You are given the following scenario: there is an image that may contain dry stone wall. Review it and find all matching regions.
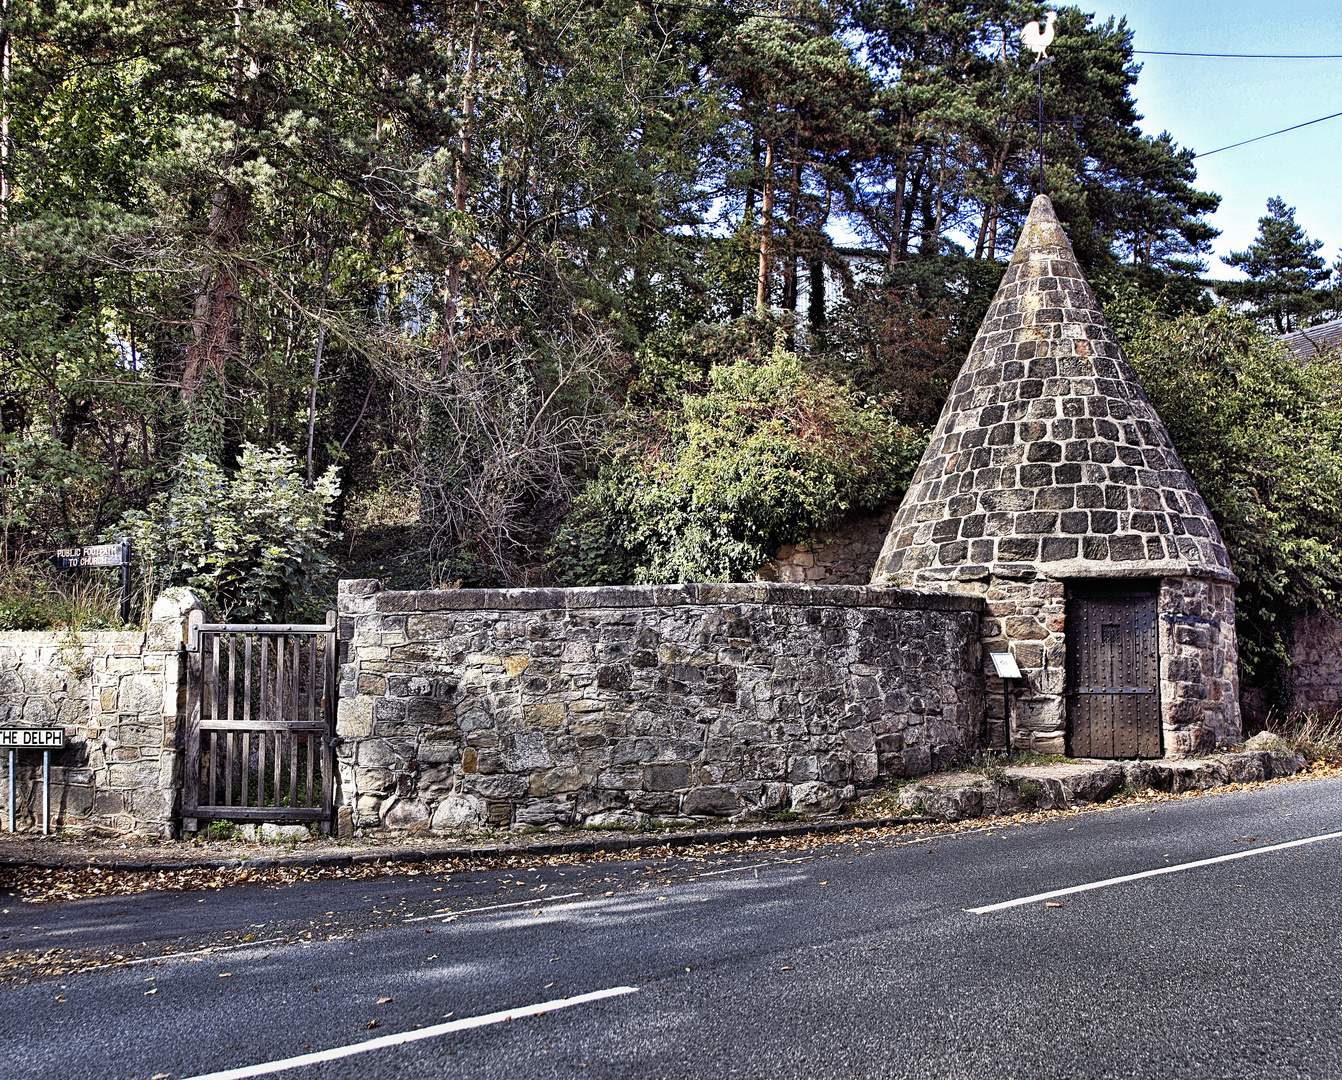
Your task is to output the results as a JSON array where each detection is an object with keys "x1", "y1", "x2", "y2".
[
  {"x1": 1287, "y1": 609, "x2": 1342, "y2": 719},
  {"x1": 758, "y1": 511, "x2": 893, "y2": 585},
  {"x1": 335, "y1": 580, "x2": 984, "y2": 833},
  {"x1": 0, "y1": 590, "x2": 200, "y2": 837},
  {"x1": 1243, "y1": 608, "x2": 1342, "y2": 722}
]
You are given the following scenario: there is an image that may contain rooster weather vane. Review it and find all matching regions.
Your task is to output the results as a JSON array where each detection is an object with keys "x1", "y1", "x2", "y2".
[{"x1": 1022, "y1": 11, "x2": 1057, "y2": 195}]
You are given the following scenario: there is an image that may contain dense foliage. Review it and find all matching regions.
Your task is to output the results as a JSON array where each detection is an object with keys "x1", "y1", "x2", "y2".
[
  {"x1": 553, "y1": 340, "x2": 923, "y2": 583},
  {"x1": 2, "y1": 0, "x2": 1329, "y2": 633},
  {"x1": 1123, "y1": 308, "x2": 1342, "y2": 688}
]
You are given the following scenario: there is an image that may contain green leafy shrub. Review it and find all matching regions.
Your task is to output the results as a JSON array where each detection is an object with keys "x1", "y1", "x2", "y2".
[
  {"x1": 119, "y1": 445, "x2": 340, "y2": 621},
  {"x1": 553, "y1": 342, "x2": 925, "y2": 584},
  {"x1": 1122, "y1": 306, "x2": 1342, "y2": 688},
  {"x1": 0, "y1": 591, "x2": 51, "y2": 631}
]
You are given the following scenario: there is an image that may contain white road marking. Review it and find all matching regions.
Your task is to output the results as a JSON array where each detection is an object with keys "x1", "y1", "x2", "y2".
[
  {"x1": 74, "y1": 937, "x2": 291, "y2": 972},
  {"x1": 176, "y1": 985, "x2": 639, "y2": 1080},
  {"x1": 698, "y1": 857, "x2": 812, "y2": 878},
  {"x1": 968, "y1": 829, "x2": 1342, "y2": 914},
  {"x1": 403, "y1": 891, "x2": 585, "y2": 923}
]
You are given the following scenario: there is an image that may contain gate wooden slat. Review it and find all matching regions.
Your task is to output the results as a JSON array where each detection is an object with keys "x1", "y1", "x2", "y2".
[
  {"x1": 224, "y1": 730, "x2": 233, "y2": 807},
  {"x1": 227, "y1": 635, "x2": 236, "y2": 725},
  {"x1": 243, "y1": 636, "x2": 253, "y2": 725},
  {"x1": 240, "y1": 731, "x2": 251, "y2": 806},
  {"x1": 257, "y1": 716, "x2": 266, "y2": 809},
  {"x1": 260, "y1": 636, "x2": 270, "y2": 725},
  {"x1": 289, "y1": 638, "x2": 299, "y2": 808}
]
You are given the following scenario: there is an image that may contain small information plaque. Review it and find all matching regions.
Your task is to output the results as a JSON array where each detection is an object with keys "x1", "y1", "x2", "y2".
[
  {"x1": 989, "y1": 652, "x2": 1022, "y2": 680},
  {"x1": 0, "y1": 728, "x2": 67, "y2": 749}
]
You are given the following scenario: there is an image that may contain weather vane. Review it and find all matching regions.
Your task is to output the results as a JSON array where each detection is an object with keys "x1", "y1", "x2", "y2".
[{"x1": 1022, "y1": 11, "x2": 1057, "y2": 196}]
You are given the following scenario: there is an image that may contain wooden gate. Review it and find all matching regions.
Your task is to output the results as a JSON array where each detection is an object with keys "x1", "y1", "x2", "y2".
[
  {"x1": 1066, "y1": 585, "x2": 1161, "y2": 759},
  {"x1": 183, "y1": 613, "x2": 337, "y2": 830}
]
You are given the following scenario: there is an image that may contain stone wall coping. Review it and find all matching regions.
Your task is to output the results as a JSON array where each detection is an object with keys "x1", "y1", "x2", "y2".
[
  {"x1": 351, "y1": 581, "x2": 986, "y2": 614},
  {"x1": 0, "y1": 630, "x2": 148, "y2": 645}
]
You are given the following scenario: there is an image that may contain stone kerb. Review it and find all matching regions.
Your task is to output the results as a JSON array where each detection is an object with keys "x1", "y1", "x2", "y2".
[
  {"x1": 0, "y1": 588, "x2": 202, "y2": 838},
  {"x1": 335, "y1": 579, "x2": 984, "y2": 834}
]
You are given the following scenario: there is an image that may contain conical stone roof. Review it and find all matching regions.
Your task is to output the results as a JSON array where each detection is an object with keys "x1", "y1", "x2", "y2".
[{"x1": 872, "y1": 195, "x2": 1233, "y2": 586}]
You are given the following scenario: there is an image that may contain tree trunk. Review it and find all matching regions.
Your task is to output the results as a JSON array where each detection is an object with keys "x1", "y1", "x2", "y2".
[
  {"x1": 975, "y1": 140, "x2": 1012, "y2": 260},
  {"x1": 899, "y1": 159, "x2": 924, "y2": 259},
  {"x1": 887, "y1": 109, "x2": 908, "y2": 271},
  {"x1": 782, "y1": 135, "x2": 800, "y2": 312},
  {"x1": 442, "y1": 0, "x2": 483, "y2": 375},
  {"x1": 306, "y1": 239, "x2": 334, "y2": 483},
  {"x1": 756, "y1": 137, "x2": 774, "y2": 312},
  {"x1": 181, "y1": 0, "x2": 253, "y2": 435},
  {"x1": 888, "y1": 154, "x2": 907, "y2": 270},
  {"x1": 0, "y1": 0, "x2": 10, "y2": 228},
  {"x1": 807, "y1": 258, "x2": 826, "y2": 330},
  {"x1": 932, "y1": 132, "x2": 945, "y2": 253},
  {"x1": 182, "y1": 181, "x2": 248, "y2": 403}
]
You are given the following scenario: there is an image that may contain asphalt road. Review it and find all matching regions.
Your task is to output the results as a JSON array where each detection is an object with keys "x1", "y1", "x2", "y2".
[{"x1": 2, "y1": 777, "x2": 1340, "y2": 1080}]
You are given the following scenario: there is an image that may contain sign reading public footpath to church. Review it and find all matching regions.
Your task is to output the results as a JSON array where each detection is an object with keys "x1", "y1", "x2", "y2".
[
  {"x1": 55, "y1": 542, "x2": 130, "y2": 568},
  {"x1": 0, "y1": 728, "x2": 67, "y2": 749}
]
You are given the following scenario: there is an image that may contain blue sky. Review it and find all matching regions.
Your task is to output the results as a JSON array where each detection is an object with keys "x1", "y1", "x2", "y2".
[{"x1": 1080, "y1": 0, "x2": 1342, "y2": 279}]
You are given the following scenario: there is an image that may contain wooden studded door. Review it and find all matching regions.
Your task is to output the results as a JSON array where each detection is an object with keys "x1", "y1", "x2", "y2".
[{"x1": 1066, "y1": 585, "x2": 1161, "y2": 759}]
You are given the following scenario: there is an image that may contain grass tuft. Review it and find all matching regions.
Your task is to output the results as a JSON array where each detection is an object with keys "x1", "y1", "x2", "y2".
[{"x1": 1267, "y1": 710, "x2": 1342, "y2": 764}]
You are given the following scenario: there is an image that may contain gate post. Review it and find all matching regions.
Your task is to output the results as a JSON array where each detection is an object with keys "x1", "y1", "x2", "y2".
[{"x1": 145, "y1": 589, "x2": 207, "y2": 838}]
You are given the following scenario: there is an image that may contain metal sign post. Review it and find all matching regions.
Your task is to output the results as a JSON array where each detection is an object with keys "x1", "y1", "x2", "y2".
[
  {"x1": 989, "y1": 652, "x2": 1023, "y2": 757},
  {"x1": 0, "y1": 728, "x2": 67, "y2": 834},
  {"x1": 55, "y1": 539, "x2": 132, "y2": 624}
]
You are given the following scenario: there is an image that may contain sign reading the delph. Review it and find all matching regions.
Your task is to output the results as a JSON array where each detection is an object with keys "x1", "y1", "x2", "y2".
[
  {"x1": 0, "y1": 728, "x2": 67, "y2": 749},
  {"x1": 55, "y1": 543, "x2": 129, "y2": 568}
]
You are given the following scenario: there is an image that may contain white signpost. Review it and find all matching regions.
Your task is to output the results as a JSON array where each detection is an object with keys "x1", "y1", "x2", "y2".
[
  {"x1": 54, "y1": 539, "x2": 132, "y2": 623},
  {"x1": 2, "y1": 728, "x2": 66, "y2": 835},
  {"x1": 988, "y1": 653, "x2": 1022, "y2": 757}
]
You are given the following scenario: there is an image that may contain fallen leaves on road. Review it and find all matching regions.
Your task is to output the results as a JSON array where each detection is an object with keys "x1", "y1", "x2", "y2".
[{"x1": 1, "y1": 760, "x2": 1336, "y2": 918}]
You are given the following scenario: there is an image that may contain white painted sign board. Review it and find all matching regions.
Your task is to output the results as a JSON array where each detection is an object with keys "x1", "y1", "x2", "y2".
[
  {"x1": 55, "y1": 542, "x2": 129, "y2": 568},
  {"x1": 989, "y1": 652, "x2": 1022, "y2": 679},
  {"x1": 0, "y1": 728, "x2": 66, "y2": 749}
]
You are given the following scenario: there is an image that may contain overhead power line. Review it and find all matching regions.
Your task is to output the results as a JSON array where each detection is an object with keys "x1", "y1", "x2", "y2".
[
  {"x1": 1193, "y1": 109, "x2": 1342, "y2": 159},
  {"x1": 1134, "y1": 50, "x2": 1342, "y2": 58}
]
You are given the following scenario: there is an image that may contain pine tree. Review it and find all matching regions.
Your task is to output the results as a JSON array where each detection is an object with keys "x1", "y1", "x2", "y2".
[{"x1": 1221, "y1": 197, "x2": 1330, "y2": 334}]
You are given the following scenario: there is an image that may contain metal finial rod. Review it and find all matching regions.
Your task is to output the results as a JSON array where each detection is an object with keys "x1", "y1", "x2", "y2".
[{"x1": 1031, "y1": 56, "x2": 1055, "y2": 196}]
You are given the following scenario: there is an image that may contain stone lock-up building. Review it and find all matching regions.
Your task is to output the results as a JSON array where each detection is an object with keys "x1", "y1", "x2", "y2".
[{"x1": 872, "y1": 195, "x2": 1242, "y2": 759}]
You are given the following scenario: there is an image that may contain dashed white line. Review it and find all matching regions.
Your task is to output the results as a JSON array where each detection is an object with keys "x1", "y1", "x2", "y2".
[
  {"x1": 81, "y1": 937, "x2": 291, "y2": 971},
  {"x1": 175, "y1": 985, "x2": 640, "y2": 1080},
  {"x1": 403, "y1": 891, "x2": 585, "y2": 923},
  {"x1": 968, "y1": 830, "x2": 1342, "y2": 914},
  {"x1": 697, "y1": 856, "x2": 813, "y2": 877}
]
